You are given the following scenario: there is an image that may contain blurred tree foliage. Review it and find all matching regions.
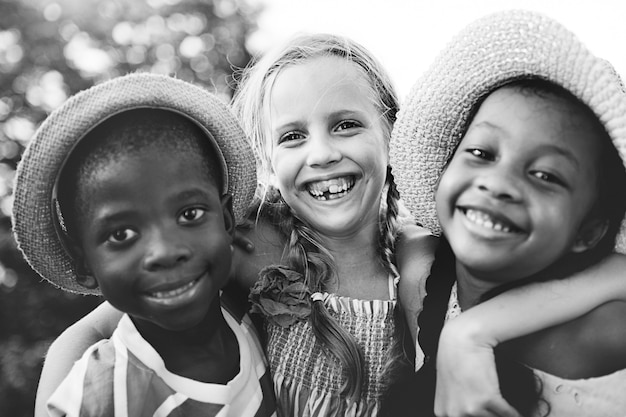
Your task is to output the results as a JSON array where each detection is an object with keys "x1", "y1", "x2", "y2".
[{"x1": 0, "y1": 0, "x2": 258, "y2": 414}]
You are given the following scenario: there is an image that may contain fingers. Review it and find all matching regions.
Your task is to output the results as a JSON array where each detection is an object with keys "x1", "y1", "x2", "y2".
[
  {"x1": 232, "y1": 233, "x2": 255, "y2": 253},
  {"x1": 435, "y1": 398, "x2": 523, "y2": 417}
]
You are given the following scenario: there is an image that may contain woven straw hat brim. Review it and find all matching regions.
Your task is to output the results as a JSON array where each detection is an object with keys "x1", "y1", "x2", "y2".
[
  {"x1": 390, "y1": 9, "x2": 626, "y2": 253},
  {"x1": 13, "y1": 73, "x2": 257, "y2": 295}
]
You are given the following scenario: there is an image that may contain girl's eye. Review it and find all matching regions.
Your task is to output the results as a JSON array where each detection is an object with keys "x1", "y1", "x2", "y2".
[
  {"x1": 278, "y1": 131, "x2": 305, "y2": 144},
  {"x1": 179, "y1": 207, "x2": 206, "y2": 224},
  {"x1": 107, "y1": 228, "x2": 137, "y2": 244},
  {"x1": 335, "y1": 120, "x2": 361, "y2": 131},
  {"x1": 466, "y1": 148, "x2": 494, "y2": 161},
  {"x1": 531, "y1": 170, "x2": 564, "y2": 186}
]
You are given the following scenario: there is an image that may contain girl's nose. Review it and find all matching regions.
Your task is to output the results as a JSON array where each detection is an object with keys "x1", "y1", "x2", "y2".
[
  {"x1": 143, "y1": 229, "x2": 191, "y2": 271},
  {"x1": 306, "y1": 132, "x2": 342, "y2": 167},
  {"x1": 476, "y1": 169, "x2": 522, "y2": 202}
]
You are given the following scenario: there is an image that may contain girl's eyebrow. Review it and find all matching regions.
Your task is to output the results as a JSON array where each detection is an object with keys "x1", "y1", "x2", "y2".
[
  {"x1": 274, "y1": 109, "x2": 366, "y2": 128},
  {"x1": 273, "y1": 120, "x2": 305, "y2": 132},
  {"x1": 537, "y1": 144, "x2": 580, "y2": 169},
  {"x1": 470, "y1": 121, "x2": 581, "y2": 168},
  {"x1": 468, "y1": 120, "x2": 505, "y2": 134}
]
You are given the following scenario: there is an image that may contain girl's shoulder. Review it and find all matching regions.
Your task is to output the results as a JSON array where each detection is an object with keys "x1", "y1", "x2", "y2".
[
  {"x1": 511, "y1": 299, "x2": 626, "y2": 379},
  {"x1": 576, "y1": 299, "x2": 626, "y2": 372}
]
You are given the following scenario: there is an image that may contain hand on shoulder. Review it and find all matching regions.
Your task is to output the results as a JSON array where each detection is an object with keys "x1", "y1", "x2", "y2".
[
  {"x1": 230, "y1": 218, "x2": 286, "y2": 291},
  {"x1": 396, "y1": 224, "x2": 437, "y2": 341}
]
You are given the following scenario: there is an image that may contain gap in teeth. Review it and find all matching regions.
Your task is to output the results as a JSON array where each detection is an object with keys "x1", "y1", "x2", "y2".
[
  {"x1": 308, "y1": 177, "x2": 354, "y2": 199},
  {"x1": 465, "y1": 209, "x2": 511, "y2": 233}
]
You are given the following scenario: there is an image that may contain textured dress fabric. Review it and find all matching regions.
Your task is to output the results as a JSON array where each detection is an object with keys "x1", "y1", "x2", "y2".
[
  {"x1": 443, "y1": 283, "x2": 626, "y2": 417},
  {"x1": 265, "y1": 281, "x2": 397, "y2": 417},
  {"x1": 47, "y1": 306, "x2": 276, "y2": 417}
]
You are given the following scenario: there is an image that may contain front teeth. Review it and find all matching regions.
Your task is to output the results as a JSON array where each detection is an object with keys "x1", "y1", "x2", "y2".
[
  {"x1": 308, "y1": 177, "x2": 354, "y2": 200},
  {"x1": 148, "y1": 279, "x2": 196, "y2": 299},
  {"x1": 465, "y1": 209, "x2": 512, "y2": 233}
]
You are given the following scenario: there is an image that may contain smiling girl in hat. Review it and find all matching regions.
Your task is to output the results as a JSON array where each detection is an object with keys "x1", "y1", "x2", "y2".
[
  {"x1": 13, "y1": 73, "x2": 276, "y2": 417},
  {"x1": 386, "y1": 10, "x2": 626, "y2": 417}
]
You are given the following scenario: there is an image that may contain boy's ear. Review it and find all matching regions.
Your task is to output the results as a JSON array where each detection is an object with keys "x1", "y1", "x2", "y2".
[
  {"x1": 75, "y1": 260, "x2": 98, "y2": 290},
  {"x1": 220, "y1": 193, "x2": 235, "y2": 237},
  {"x1": 67, "y1": 239, "x2": 99, "y2": 290},
  {"x1": 571, "y1": 218, "x2": 609, "y2": 253}
]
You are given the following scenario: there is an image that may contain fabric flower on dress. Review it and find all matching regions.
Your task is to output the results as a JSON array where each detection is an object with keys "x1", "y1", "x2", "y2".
[{"x1": 249, "y1": 265, "x2": 312, "y2": 327}]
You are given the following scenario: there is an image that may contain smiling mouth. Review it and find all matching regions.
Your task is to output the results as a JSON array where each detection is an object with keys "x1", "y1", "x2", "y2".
[
  {"x1": 462, "y1": 208, "x2": 523, "y2": 234},
  {"x1": 306, "y1": 176, "x2": 355, "y2": 201},
  {"x1": 145, "y1": 277, "x2": 200, "y2": 300}
]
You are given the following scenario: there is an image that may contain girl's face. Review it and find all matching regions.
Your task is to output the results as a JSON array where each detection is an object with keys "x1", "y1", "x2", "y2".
[
  {"x1": 76, "y1": 148, "x2": 234, "y2": 331},
  {"x1": 267, "y1": 56, "x2": 389, "y2": 239},
  {"x1": 436, "y1": 86, "x2": 604, "y2": 284}
]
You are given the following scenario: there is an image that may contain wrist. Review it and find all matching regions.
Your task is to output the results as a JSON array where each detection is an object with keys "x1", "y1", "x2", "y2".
[{"x1": 440, "y1": 315, "x2": 499, "y2": 349}]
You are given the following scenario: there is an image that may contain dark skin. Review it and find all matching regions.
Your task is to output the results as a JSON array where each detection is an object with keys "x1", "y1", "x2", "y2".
[
  {"x1": 501, "y1": 299, "x2": 626, "y2": 379},
  {"x1": 134, "y1": 297, "x2": 239, "y2": 383},
  {"x1": 68, "y1": 144, "x2": 246, "y2": 385}
]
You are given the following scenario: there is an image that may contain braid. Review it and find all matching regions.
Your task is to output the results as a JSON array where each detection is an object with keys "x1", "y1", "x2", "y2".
[
  {"x1": 412, "y1": 237, "x2": 458, "y2": 416},
  {"x1": 376, "y1": 165, "x2": 416, "y2": 391},
  {"x1": 378, "y1": 166, "x2": 401, "y2": 278},
  {"x1": 416, "y1": 238, "x2": 457, "y2": 369},
  {"x1": 379, "y1": 238, "x2": 456, "y2": 416},
  {"x1": 259, "y1": 186, "x2": 365, "y2": 401}
]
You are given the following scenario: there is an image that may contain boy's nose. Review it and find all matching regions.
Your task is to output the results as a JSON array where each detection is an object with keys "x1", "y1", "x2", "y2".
[
  {"x1": 306, "y1": 132, "x2": 342, "y2": 167},
  {"x1": 143, "y1": 230, "x2": 191, "y2": 271}
]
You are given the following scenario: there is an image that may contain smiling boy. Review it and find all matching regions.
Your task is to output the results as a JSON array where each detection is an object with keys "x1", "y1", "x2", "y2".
[{"x1": 13, "y1": 73, "x2": 276, "y2": 417}]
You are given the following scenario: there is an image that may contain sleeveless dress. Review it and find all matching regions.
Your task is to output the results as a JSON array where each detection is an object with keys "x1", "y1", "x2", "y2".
[
  {"x1": 442, "y1": 283, "x2": 626, "y2": 417},
  {"x1": 264, "y1": 275, "x2": 398, "y2": 417}
]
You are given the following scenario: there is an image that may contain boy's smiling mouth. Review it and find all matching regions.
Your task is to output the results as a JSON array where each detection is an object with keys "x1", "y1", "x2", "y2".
[
  {"x1": 460, "y1": 207, "x2": 524, "y2": 234},
  {"x1": 306, "y1": 176, "x2": 355, "y2": 200},
  {"x1": 143, "y1": 275, "x2": 203, "y2": 305}
]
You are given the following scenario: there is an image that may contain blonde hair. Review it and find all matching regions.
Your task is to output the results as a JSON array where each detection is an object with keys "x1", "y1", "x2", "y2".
[{"x1": 232, "y1": 33, "x2": 404, "y2": 401}]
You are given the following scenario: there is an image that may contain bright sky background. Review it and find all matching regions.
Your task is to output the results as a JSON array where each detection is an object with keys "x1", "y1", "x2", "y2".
[{"x1": 247, "y1": 0, "x2": 626, "y2": 101}]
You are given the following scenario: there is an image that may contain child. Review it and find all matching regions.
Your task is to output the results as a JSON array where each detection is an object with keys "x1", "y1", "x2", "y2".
[
  {"x1": 386, "y1": 10, "x2": 626, "y2": 416},
  {"x1": 231, "y1": 33, "x2": 420, "y2": 416},
  {"x1": 32, "y1": 31, "x2": 626, "y2": 417},
  {"x1": 12, "y1": 73, "x2": 276, "y2": 417}
]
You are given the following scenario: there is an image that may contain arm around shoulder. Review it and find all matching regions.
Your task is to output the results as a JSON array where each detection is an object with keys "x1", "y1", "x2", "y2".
[
  {"x1": 230, "y1": 219, "x2": 285, "y2": 292},
  {"x1": 395, "y1": 224, "x2": 437, "y2": 342},
  {"x1": 450, "y1": 252, "x2": 626, "y2": 347},
  {"x1": 34, "y1": 301, "x2": 123, "y2": 417}
]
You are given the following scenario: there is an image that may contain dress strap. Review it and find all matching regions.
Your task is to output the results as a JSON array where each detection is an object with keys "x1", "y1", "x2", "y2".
[{"x1": 388, "y1": 274, "x2": 398, "y2": 301}]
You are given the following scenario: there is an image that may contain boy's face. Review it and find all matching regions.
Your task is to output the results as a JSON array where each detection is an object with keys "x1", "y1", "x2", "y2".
[
  {"x1": 76, "y1": 147, "x2": 234, "y2": 331},
  {"x1": 435, "y1": 86, "x2": 603, "y2": 283}
]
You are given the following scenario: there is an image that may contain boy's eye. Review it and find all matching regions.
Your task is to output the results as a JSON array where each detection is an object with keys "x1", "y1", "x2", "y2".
[
  {"x1": 107, "y1": 228, "x2": 137, "y2": 244},
  {"x1": 179, "y1": 207, "x2": 206, "y2": 223},
  {"x1": 335, "y1": 120, "x2": 361, "y2": 131}
]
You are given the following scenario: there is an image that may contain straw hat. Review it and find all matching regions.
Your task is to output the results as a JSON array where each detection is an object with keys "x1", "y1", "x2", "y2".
[
  {"x1": 390, "y1": 9, "x2": 626, "y2": 253},
  {"x1": 13, "y1": 72, "x2": 257, "y2": 294}
]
